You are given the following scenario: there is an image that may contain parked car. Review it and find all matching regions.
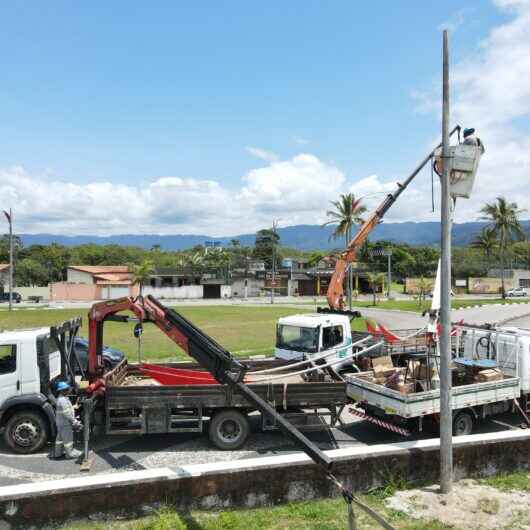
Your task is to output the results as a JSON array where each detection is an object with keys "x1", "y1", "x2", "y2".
[
  {"x1": 0, "y1": 292, "x2": 21, "y2": 303},
  {"x1": 507, "y1": 287, "x2": 527, "y2": 297},
  {"x1": 72, "y1": 337, "x2": 125, "y2": 373}
]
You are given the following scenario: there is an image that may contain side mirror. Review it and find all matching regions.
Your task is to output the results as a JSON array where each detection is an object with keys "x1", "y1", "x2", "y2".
[{"x1": 133, "y1": 323, "x2": 143, "y2": 338}]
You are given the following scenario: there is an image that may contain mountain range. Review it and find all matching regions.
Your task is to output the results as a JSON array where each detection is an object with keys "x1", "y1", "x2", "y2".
[{"x1": 17, "y1": 221, "x2": 530, "y2": 251}]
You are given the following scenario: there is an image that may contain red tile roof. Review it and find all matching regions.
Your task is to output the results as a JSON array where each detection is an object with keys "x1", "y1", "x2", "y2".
[
  {"x1": 94, "y1": 272, "x2": 133, "y2": 284},
  {"x1": 69, "y1": 265, "x2": 130, "y2": 274},
  {"x1": 95, "y1": 280, "x2": 133, "y2": 285}
]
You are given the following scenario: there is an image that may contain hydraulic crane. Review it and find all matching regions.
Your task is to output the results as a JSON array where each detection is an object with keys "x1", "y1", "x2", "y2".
[
  {"x1": 326, "y1": 126, "x2": 462, "y2": 311},
  {"x1": 86, "y1": 294, "x2": 333, "y2": 470},
  {"x1": 84, "y1": 295, "x2": 399, "y2": 528}
]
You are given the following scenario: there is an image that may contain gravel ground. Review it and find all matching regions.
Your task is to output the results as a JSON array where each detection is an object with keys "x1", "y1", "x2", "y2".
[{"x1": 387, "y1": 478, "x2": 530, "y2": 529}]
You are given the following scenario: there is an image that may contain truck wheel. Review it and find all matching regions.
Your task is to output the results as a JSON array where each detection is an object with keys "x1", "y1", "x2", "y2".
[
  {"x1": 453, "y1": 410, "x2": 474, "y2": 436},
  {"x1": 4, "y1": 411, "x2": 48, "y2": 454},
  {"x1": 209, "y1": 410, "x2": 249, "y2": 450}
]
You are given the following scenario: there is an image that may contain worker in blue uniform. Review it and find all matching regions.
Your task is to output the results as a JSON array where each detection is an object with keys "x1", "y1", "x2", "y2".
[
  {"x1": 462, "y1": 127, "x2": 485, "y2": 153},
  {"x1": 53, "y1": 381, "x2": 82, "y2": 459}
]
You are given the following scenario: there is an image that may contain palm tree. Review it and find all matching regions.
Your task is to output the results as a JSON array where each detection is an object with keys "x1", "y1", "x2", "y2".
[
  {"x1": 366, "y1": 272, "x2": 385, "y2": 306},
  {"x1": 322, "y1": 193, "x2": 367, "y2": 309},
  {"x1": 471, "y1": 227, "x2": 498, "y2": 259},
  {"x1": 479, "y1": 197, "x2": 526, "y2": 298},
  {"x1": 130, "y1": 259, "x2": 155, "y2": 296}
]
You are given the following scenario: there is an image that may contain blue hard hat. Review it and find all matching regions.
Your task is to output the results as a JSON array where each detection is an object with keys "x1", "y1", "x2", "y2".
[
  {"x1": 463, "y1": 127, "x2": 475, "y2": 138},
  {"x1": 56, "y1": 381, "x2": 70, "y2": 392}
]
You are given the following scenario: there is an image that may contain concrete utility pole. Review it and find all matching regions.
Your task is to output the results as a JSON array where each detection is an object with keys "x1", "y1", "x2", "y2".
[
  {"x1": 3, "y1": 209, "x2": 13, "y2": 312},
  {"x1": 347, "y1": 225, "x2": 353, "y2": 310},
  {"x1": 386, "y1": 249, "x2": 392, "y2": 298},
  {"x1": 439, "y1": 29, "x2": 453, "y2": 494},
  {"x1": 271, "y1": 220, "x2": 278, "y2": 304}
]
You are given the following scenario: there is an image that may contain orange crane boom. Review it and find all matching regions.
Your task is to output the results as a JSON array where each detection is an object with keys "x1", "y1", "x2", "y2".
[{"x1": 327, "y1": 125, "x2": 461, "y2": 310}]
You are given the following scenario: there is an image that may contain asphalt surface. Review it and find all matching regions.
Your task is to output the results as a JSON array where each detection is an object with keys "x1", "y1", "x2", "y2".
[
  {"x1": 0, "y1": 411, "x2": 524, "y2": 487},
  {"x1": 2, "y1": 301, "x2": 530, "y2": 487}
]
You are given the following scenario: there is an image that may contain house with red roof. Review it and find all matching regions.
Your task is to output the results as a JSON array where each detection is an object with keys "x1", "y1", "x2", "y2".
[{"x1": 50, "y1": 265, "x2": 138, "y2": 301}]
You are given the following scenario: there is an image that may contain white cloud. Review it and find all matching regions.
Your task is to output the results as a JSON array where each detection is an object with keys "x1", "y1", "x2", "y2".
[
  {"x1": 292, "y1": 136, "x2": 310, "y2": 146},
  {"x1": 413, "y1": 0, "x2": 530, "y2": 222},
  {"x1": 349, "y1": 174, "x2": 394, "y2": 199},
  {"x1": 238, "y1": 154, "x2": 345, "y2": 223},
  {"x1": 245, "y1": 146, "x2": 279, "y2": 162},
  {"x1": 0, "y1": 155, "x2": 357, "y2": 235},
  {"x1": 0, "y1": 166, "x2": 232, "y2": 235}
]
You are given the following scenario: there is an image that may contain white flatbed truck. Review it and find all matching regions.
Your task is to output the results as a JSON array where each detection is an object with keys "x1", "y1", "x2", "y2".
[
  {"x1": 346, "y1": 326, "x2": 530, "y2": 436},
  {"x1": 275, "y1": 310, "x2": 373, "y2": 372},
  {"x1": 0, "y1": 320, "x2": 82, "y2": 453}
]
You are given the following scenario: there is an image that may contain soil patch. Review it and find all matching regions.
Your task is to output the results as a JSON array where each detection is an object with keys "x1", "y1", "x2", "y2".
[{"x1": 386, "y1": 478, "x2": 530, "y2": 529}]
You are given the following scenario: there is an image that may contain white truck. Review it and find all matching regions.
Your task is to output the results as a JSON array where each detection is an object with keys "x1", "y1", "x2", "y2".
[
  {"x1": 346, "y1": 326, "x2": 530, "y2": 436},
  {"x1": 275, "y1": 311, "x2": 371, "y2": 372},
  {"x1": 0, "y1": 320, "x2": 81, "y2": 453}
]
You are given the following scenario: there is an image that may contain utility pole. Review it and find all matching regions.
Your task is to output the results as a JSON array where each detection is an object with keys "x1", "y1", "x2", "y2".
[
  {"x1": 3, "y1": 209, "x2": 13, "y2": 312},
  {"x1": 439, "y1": 29, "x2": 453, "y2": 494},
  {"x1": 347, "y1": 225, "x2": 353, "y2": 310},
  {"x1": 271, "y1": 220, "x2": 278, "y2": 304},
  {"x1": 386, "y1": 250, "x2": 392, "y2": 298}
]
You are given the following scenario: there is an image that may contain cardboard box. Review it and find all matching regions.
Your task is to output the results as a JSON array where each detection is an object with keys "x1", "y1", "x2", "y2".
[
  {"x1": 475, "y1": 368, "x2": 503, "y2": 382},
  {"x1": 396, "y1": 382, "x2": 415, "y2": 394},
  {"x1": 413, "y1": 364, "x2": 437, "y2": 380},
  {"x1": 372, "y1": 356, "x2": 393, "y2": 376}
]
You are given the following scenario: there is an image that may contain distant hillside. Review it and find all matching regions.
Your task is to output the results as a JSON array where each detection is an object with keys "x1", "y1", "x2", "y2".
[{"x1": 18, "y1": 221, "x2": 530, "y2": 251}]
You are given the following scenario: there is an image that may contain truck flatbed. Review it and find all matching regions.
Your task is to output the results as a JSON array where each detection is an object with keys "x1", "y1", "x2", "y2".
[
  {"x1": 102, "y1": 359, "x2": 346, "y2": 444},
  {"x1": 346, "y1": 372, "x2": 520, "y2": 419}
]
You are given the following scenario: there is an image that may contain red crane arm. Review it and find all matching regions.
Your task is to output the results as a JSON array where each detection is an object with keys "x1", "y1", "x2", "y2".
[
  {"x1": 326, "y1": 211, "x2": 380, "y2": 310},
  {"x1": 87, "y1": 296, "x2": 191, "y2": 381}
]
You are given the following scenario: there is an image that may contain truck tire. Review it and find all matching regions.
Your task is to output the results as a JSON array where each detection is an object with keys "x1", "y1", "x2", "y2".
[
  {"x1": 209, "y1": 410, "x2": 249, "y2": 450},
  {"x1": 4, "y1": 411, "x2": 48, "y2": 454},
  {"x1": 453, "y1": 410, "x2": 474, "y2": 436}
]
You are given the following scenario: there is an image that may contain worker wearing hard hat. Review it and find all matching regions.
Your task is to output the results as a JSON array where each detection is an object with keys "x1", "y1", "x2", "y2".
[
  {"x1": 462, "y1": 128, "x2": 485, "y2": 154},
  {"x1": 53, "y1": 381, "x2": 83, "y2": 459}
]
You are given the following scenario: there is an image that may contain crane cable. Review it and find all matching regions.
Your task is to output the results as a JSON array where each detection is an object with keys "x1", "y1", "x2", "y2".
[
  {"x1": 327, "y1": 473, "x2": 396, "y2": 530},
  {"x1": 247, "y1": 336, "x2": 371, "y2": 375},
  {"x1": 250, "y1": 341, "x2": 383, "y2": 383}
]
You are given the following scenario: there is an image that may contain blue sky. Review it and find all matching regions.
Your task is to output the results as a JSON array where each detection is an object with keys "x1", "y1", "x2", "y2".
[{"x1": 1, "y1": 1, "x2": 528, "y2": 235}]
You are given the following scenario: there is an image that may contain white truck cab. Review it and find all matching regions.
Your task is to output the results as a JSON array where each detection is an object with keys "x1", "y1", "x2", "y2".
[
  {"x1": 275, "y1": 313, "x2": 356, "y2": 371},
  {"x1": 0, "y1": 327, "x2": 63, "y2": 453}
]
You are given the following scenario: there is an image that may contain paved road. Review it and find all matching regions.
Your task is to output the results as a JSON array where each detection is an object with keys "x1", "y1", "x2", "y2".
[
  {"x1": 0, "y1": 411, "x2": 523, "y2": 487},
  {"x1": 357, "y1": 301, "x2": 530, "y2": 329},
  {"x1": 2, "y1": 301, "x2": 530, "y2": 487}
]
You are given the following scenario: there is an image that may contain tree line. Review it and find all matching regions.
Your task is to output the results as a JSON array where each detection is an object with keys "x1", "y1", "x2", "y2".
[{"x1": 1, "y1": 196, "x2": 526, "y2": 290}]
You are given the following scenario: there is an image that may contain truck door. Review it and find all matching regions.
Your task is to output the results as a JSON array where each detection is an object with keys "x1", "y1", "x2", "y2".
[
  {"x1": 321, "y1": 325, "x2": 350, "y2": 369},
  {"x1": 0, "y1": 343, "x2": 20, "y2": 406}
]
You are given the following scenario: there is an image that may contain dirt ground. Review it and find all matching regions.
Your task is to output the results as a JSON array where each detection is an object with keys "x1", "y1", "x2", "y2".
[{"x1": 387, "y1": 478, "x2": 530, "y2": 530}]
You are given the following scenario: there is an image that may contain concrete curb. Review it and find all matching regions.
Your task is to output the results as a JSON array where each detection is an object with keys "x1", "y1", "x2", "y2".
[{"x1": 1, "y1": 430, "x2": 529, "y2": 524}]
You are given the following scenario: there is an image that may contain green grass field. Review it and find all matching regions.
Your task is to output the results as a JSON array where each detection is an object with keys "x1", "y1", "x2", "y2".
[
  {"x1": 351, "y1": 297, "x2": 529, "y2": 313},
  {"x1": 0, "y1": 306, "x2": 366, "y2": 362},
  {"x1": 55, "y1": 489, "x2": 449, "y2": 530},
  {"x1": 55, "y1": 470, "x2": 530, "y2": 530}
]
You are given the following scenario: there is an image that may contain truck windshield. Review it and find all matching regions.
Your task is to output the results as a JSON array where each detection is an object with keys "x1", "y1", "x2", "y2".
[{"x1": 277, "y1": 325, "x2": 318, "y2": 353}]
